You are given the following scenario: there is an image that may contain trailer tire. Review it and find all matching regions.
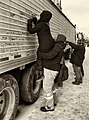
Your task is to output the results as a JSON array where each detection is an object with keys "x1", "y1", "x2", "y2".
[
  {"x1": 0, "y1": 74, "x2": 19, "y2": 120},
  {"x1": 20, "y1": 63, "x2": 42, "y2": 103}
]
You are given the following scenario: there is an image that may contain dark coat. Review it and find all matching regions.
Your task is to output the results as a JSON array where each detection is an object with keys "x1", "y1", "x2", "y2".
[
  {"x1": 27, "y1": 11, "x2": 66, "y2": 71},
  {"x1": 42, "y1": 47, "x2": 65, "y2": 71},
  {"x1": 27, "y1": 11, "x2": 55, "y2": 53},
  {"x1": 38, "y1": 41, "x2": 66, "y2": 71},
  {"x1": 68, "y1": 42, "x2": 85, "y2": 67},
  {"x1": 38, "y1": 41, "x2": 65, "y2": 60}
]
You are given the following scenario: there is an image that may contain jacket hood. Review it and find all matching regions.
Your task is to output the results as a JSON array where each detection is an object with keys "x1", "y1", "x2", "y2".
[
  {"x1": 56, "y1": 34, "x2": 66, "y2": 49},
  {"x1": 39, "y1": 11, "x2": 52, "y2": 22},
  {"x1": 56, "y1": 34, "x2": 66, "y2": 42}
]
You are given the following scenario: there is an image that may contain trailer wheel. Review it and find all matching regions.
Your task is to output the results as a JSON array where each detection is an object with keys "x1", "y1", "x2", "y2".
[
  {"x1": 0, "y1": 74, "x2": 19, "y2": 120},
  {"x1": 20, "y1": 63, "x2": 43, "y2": 103}
]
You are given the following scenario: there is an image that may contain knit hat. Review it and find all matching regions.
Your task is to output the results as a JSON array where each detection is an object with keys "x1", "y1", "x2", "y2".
[{"x1": 56, "y1": 34, "x2": 66, "y2": 42}]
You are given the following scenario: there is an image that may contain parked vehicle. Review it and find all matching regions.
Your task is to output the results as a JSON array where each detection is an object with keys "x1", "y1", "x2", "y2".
[{"x1": 0, "y1": 0, "x2": 76, "y2": 119}]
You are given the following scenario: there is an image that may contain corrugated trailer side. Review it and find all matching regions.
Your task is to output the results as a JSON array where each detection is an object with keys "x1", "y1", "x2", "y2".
[
  {"x1": 0, "y1": 0, "x2": 38, "y2": 74},
  {"x1": 0, "y1": 0, "x2": 76, "y2": 74},
  {"x1": 0, "y1": 1, "x2": 76, "y2": 120}
]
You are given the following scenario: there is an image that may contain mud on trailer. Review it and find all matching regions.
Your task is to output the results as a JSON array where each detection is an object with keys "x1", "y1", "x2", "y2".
[{"x1": 0, "y1": 0, "x2": 76, "y2": 119}]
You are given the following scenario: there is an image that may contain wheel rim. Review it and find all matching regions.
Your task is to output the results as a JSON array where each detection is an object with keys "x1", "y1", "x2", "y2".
[{"x1": 0, "y1": 87, "x2": 15, "y2": 120}]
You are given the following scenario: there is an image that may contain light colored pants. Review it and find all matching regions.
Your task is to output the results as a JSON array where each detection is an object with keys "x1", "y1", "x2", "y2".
[
  {"x1": 72, "y1": 64, "x2": 82, "y2": 81},
  {"x1": 43, "y1": 68, "x2": 58, "y2": 109}
]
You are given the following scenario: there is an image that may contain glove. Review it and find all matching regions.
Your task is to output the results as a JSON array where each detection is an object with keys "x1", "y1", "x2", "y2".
[
  {"x1": 27, "y1": 19, "x2": 33, "y2": 31},
  {"x1": 32, "y1": 17, "x2": 37, "y2": 25},
  {"x1": 27, "y1": 19, "x2": 33, "y2": 24}
]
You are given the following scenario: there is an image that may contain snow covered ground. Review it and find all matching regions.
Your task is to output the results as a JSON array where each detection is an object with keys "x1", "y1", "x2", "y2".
[{"x1": 15, "y1": 47, "x2": 89, "y2": 120}]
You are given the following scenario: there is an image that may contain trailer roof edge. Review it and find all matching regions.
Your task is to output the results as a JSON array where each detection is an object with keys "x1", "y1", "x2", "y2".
[{"x1": 48, "y1": 0, "x2": 76, "y2": 28}]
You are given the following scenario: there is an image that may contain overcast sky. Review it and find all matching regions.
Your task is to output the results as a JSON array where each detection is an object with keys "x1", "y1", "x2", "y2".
[{"x1": 61, "y1": 0, "x2": 89, "y2": 37}]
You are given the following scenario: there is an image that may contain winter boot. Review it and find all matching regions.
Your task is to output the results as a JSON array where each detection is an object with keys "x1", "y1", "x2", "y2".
[
  {"x1": 72, "y1": 81, "x2": 81, "y2": 85},
  {"x1": 72, "y1": 78, "x2": 82, "y2": 85},
  {"x1": 40, "y1": 106, "x2": 54, "y2": 112}
]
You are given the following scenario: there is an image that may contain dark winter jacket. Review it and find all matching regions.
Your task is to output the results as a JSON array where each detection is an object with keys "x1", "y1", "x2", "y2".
[
  {"x1": 38, "y1": 36, "x2": 66, "y2": 71},
  {"x1": 68, "y1": 42, "x2": 85, "y2": 67},
  {"x1": 38, "y1": 41, "x2": 66, "y2": 60},
  {"x1": 27, "y1": 11, "x2": 55, "y2": 53},
  {"x1": 27, "y1": 11, "x2": 66, "y2": 71}
]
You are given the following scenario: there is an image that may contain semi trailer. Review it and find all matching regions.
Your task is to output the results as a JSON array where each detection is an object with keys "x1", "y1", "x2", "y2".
[{"x1": 0, "y1": 0, "x2": 76, "y2": 119}]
